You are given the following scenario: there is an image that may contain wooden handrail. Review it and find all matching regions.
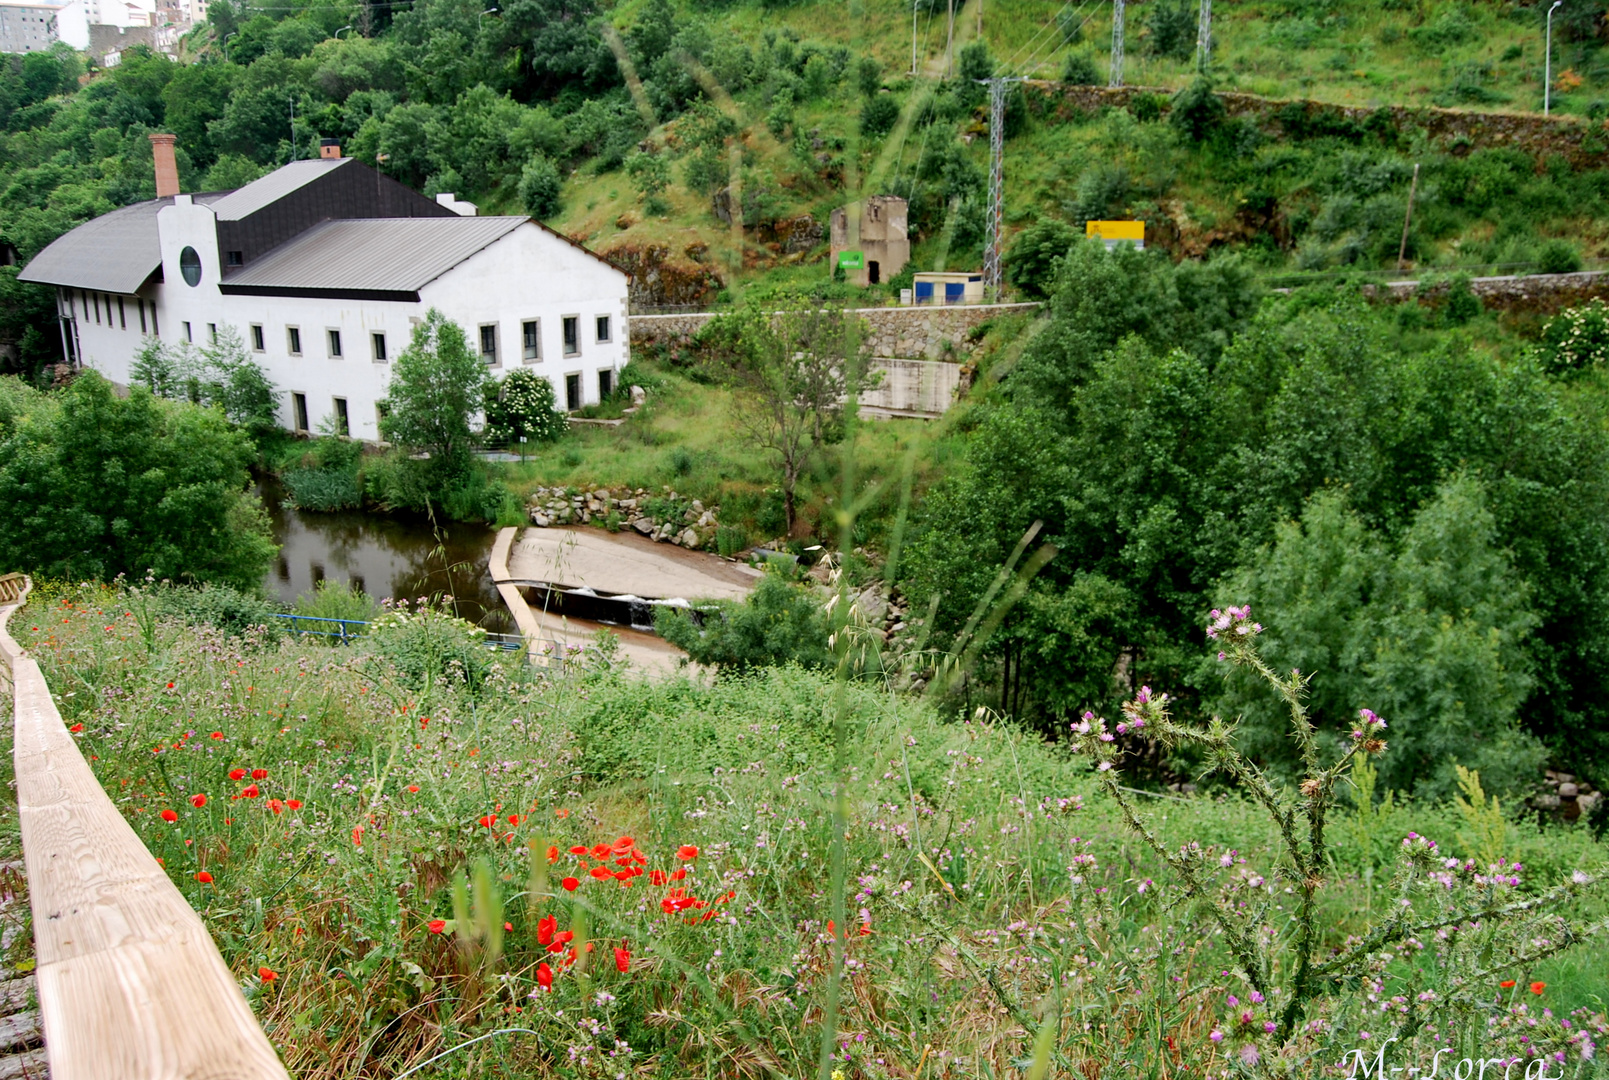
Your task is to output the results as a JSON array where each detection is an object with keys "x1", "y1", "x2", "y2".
[{"x1": 0, "y1": 577, "x2": 291, "y2": 1080}]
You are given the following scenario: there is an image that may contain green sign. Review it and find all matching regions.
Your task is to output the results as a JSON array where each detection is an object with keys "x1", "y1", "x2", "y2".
[{"x1": 837, "y1": 250, "x2": 865, "y2": 270}]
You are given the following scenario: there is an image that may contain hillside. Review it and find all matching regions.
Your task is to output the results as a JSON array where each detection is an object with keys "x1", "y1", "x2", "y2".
[{"x1": 7, "y1": 0, "x2": 1609, "y2": 371}]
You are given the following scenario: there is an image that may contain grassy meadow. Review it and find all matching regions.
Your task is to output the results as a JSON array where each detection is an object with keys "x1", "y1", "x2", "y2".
[{"x1": 6, "y1": 580, "x2": 1609, "y2": 1078}]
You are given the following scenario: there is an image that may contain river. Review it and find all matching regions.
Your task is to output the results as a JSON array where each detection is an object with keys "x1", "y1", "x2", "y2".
[{"x1": 259, "y1": 480, "x2": 511, "y2": 632}]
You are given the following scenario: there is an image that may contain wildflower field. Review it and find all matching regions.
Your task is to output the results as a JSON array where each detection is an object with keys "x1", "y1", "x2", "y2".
[{"x1": 10, "y1": 583, "x2": 1609, "y2": 1079}]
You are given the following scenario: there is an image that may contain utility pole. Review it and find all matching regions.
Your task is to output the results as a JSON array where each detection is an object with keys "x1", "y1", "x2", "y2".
[
  {"x1": 946, "y1": 0, "x2": 954, "y2": 77},
  {"x1": 289, "y1": 97, "x2": 296, "y2": 159},
  {"x1": 1196, "y1": 0, "x2": 1211, "y2": 70},
  {"x1": 1546, "y1": 0, "x2": 1562, "y2": 116},
  {"x1": 979, "y1": 77, "x2": 1023, "y2": 299},
  {"x1": 911, "y1": 0, "x2": 918, "y2": 74},
  {"x1": 1397, "y1": 162, "x2": 1420, "y2": 270},
  {"x1": 1110, "y1": 0, "x2": 1125, "y2": 87}
]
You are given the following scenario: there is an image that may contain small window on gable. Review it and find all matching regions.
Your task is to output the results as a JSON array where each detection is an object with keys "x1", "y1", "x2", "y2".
[
  {"x1": 328, "y1": 329, "x2": 342, "y2": 358},
  {"x1": 287, "y1": 327, "x2": 302, "y2": 355},
  {"x1": 138, "y1": 300, "x2": 147, "y2": 334},
  {"x1": 595, "y1": 315, "x2": 611, "y2": 343},
  {"x1": 183, "y1": 320, "x2": 192, "y2": 343},
  {"x1": 251, "y1": 324, "x2": 265, "y2": 351},
  {"x1": 208, "y1": 323, "x2": 217, "y2": 343},
  {"x1": 562, "y1": 316, "x2": 579, "y2": 356},
  {"x1": 480, "y1": 324, "x2": 499, "y2": 365},
  {"x1": 522, "y1": 320, "x2": 540, "y2": 361},
  {"x1": 118, "y1": 297, "x2": 126, "y2": 329},
  {"x1": 372, "y1": 332, "x2": 387, "y2": 362}
]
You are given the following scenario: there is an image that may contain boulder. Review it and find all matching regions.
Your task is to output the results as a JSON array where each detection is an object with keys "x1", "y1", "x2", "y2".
[
  {"x1": 680, "y1": 528, "x2": 700, "y2": 548},
  {"x1": 532, "y1": 512, "x2": 552, "y2": 527},
  {"x1": 632, "y1": 517, "x2": 654, "y2": 535},
  {"x1": 1561, "y1": 782, "x2": 1580, "y2": 798},
  {"x1": 856, "y1": 586, "x2": 888, "y2": 624}
]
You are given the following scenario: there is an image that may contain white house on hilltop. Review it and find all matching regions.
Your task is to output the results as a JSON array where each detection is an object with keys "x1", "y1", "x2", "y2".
[{"x1": 20, "y1": 135, "x2": 630, "y2": 441}]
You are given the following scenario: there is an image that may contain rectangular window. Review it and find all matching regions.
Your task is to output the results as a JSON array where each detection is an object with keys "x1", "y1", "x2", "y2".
[
  {"x1": 287, "y1": 327, "x2": 302, "y2": 355},
  {"x1": 522, "y1": 319, "x2": 540, "y2": 361},
  {"x1": 375, "y1": 402, "x2": 388, "y2": 436},
  {"x1": 226, "y1": 250, "x2": 243, "y2": 267},
  {"x1": 328, "y1": 329, "x2": 342, "y2": 357},
  {"x1": 208, "y1": 323, "x2": 217, "y2": 343},
  {"x1": 562, "y1": 316, "x2": 579, "y2": 356},
  {"x1": 93, "y1": 294, "x2": 101, "y2": 324},
  {"x1": 595, "y1": 315, "x2": 611, "y2": 343},
  {"x1": 183, "y1": 321, "x2": 192, "y2": 343},
  {"x1": 250, "y1": 324, "x2": 265, "y2": 351},
  {"x1": 479, "y1": 324, "x2": 499, "y2": 365},
  {"x1": 565, "y1": 372, "x2": 581, "y2": 411},
  {"x1": 292, "y1": 392, "x2": 309, "y2": 433},
  {"x1": 118, "y1": 297, "x2": 126, "y2": 329},
  {"x1": 151, "y1": 305, "x2": 158, "y2": 337},
  {"x1": 138, "y1": 300, "x2": 147, "y2": 334},
  {"x1": 80, "y1": 290, "x2": 87, "y2": 320},
  {"x1": 371, "y1": 332, "x2": 387, "y2": 362},
  {"x1": 598, "y1": 368, "x2": 613, "y2": 400},
  {"x1": 333, "y1": 397, "x2": 349, "y2": 437}
]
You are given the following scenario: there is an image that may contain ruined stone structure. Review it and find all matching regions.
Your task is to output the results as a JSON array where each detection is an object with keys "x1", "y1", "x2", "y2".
[{"x1": 829, "y1": 196, "x2": 910, "y2": 288}]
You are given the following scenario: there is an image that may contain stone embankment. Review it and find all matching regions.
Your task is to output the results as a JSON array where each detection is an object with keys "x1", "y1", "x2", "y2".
[
  {"x1": 527, "y1": 486, "x2": 726, "y2": 552},
  {"x1": 628, "y1": 302, "x2": 1039, "y2": 360},
  {"x1": 1534, "y1": 769, "x2": 1602, "y2": 822},
  {"x1": 1365, "y1": 270, "x2": 1609, "y2": 315}
]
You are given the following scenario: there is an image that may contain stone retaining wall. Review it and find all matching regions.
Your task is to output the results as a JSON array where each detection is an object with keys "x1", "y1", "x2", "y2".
[
  {"x1": 628, "y1": 302, "x2": 1038, "y2": 360},
  {"x1": 1362, "y1": 270, "x2": 1609, "y2": 314},
  {"x1": 1026, "y1": 81, "x2": 1609, "y2": 167}
]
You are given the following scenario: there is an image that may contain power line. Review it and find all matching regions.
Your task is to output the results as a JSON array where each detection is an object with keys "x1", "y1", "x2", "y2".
[
  {"x1": 1014, "y1": 0, "x2": 1100, "y2": 77},
  {"x1": 1109, "y1": 0, "x2": 1125, "y2": 87},
  {"x1": 999, "y1": 0, "x2": 1089, "y2": 74}
]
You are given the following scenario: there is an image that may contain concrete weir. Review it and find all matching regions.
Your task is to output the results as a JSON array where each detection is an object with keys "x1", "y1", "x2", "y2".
[{"x1": 488, "y1": 526, "x2": 762, "y2": 672}]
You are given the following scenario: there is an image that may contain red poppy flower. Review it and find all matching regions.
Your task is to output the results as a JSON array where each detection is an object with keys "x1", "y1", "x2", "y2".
[
  {"x1": 614, "y1": 856, "x2": 633, "y2": 867},
  {"x1": 670, "y1": 868, "x2": 687, "y2": 881},
  {"x1": 1531, "y1": 982, "x2": 1547, "y2": 995},
  {"x1": 677, "y1": 845, "x2": 699, "y2": 860},
  {"x1": 195, "y1": 871, "x2": 213, "y2": 884},
  {"x1": 351, "y1": 827, "x2": 363, "y2": 846},
  {"x1": 569, "y1": 845, "x2": 588, "y2": 856},
  {"x1": 210, "y1": 732, "x2": 223, "y2": 740},
  {"x1": 538, "y1": 914, "x2": 557, "y2": 946},
  {"x1": 267, "y1": 799, "x2": 284, "y2": 815},
  {"x1": 190, "y1": 794, "x2": 207, "y2": 808},
  {"x1": 160, "y1": 809, "x2": 178, "y2": 823},
  {"x1": 166, "y1": 682, "x2": 174, "y2": 689},
  {"x1": 251, "y1": 769, "x2": 268, "y2": 781},
  {"x1": 478, "y1": 815, "x2": 497, "y2": 828},
  {"x1": 613, "y1": 869, "x2": 632, "y2": 881},
  {"x1": 504, "y1": 922, "x2": 513, "y2": 932},
  {"x1": 69, "y1": 723, "x2": 83, "y2": 733},
  {"x1": 614, "y1": 946, "x2": 630, "y2": 973},
  {"x1": 590, "y1": 866, "x2": 612, "y2": 879},
  {"x1": 1501, "y1": 980, "x2": 1517, "y2": 988},
  {"x1": 258, "y1": 967, "x2": 277, "y2": 982},
  {"x1": 536, "y1": 962, "x2": 553, "y2": 991},
  {"x1": 229, "y1": 768, "x2": 247, "y2": 781},
  {"x1": 428, "y1": 919, "x2": 446, "y2": 934},
  {"x1": 649, "y1": 870, "x2": 668, "y2": 886},
  {"x1": 286, "y1": 799, "x2": 302, "y2": 810},
  {"x1": 407, "y1": 785, "x2": 419, "y2": 793},
  {"x1": 239, "y1": 784, "x2": 260, "y2": 799},
  {"x1": 561, "y1": 876, "x2": 580, "y2": 891},
  {"x1": 590, "y1": 843, "x2": 612, "y2": 860},
  {"x1": 546, "y1": 845, "x2": 559, "y2": 863},
  {"x1": 507, "y1": 814, "x2": 521, "y2": 825},
  {"x1": 612, "y1": 835, "x2": 634, "y2": 852},
  {"x1": 629, "y1": 849, "x2": 647, "y2": 864}
]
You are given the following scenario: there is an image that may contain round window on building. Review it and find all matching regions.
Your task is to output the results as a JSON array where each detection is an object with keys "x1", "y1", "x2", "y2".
[{"x1": 179, "y1": 246, "x2": 202, "y2": 287}]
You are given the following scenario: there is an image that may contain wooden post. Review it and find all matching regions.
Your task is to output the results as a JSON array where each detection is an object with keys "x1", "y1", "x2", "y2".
[
  {"x1": 1397, "y1": 162, "x2": 1420, "y2": 271},
  {"x1": 0, "y1": 578, "x2": 291, "y2": 1080}
]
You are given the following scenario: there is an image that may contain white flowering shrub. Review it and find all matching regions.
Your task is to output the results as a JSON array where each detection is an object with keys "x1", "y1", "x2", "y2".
[
  {"x1": 484, "y1": 368, "x2": 568, "y2": 447},
  {"x1": 1540, "y1": 300, "x2": 1609, "y2": 374}
]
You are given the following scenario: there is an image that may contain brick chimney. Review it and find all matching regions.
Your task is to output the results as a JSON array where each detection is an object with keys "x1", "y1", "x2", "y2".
[
  {"x1": 149, "y1": 133, "x2": 179, "y2": 198},
  {"x1": 319, "y1": 139, "x2": 342, "y2": 160}
]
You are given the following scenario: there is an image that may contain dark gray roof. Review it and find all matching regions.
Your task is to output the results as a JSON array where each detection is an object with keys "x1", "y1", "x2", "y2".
[
  {"x1": 219, "y1": 217, "x2": 528, "y2": 297},
  {"x1": 16, "y1": 192, "x2": 229, "y2": 293},
  {"x1": 208, "y1": 159, "x2": 347, "y2": 221}
]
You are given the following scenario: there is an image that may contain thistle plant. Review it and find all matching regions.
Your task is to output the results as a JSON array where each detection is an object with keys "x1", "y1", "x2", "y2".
[{"x1": 1071, "y1": 605, "x2": 1609, "y2": 1075}]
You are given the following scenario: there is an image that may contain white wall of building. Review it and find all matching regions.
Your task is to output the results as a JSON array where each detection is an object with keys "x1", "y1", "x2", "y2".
[{"x1": 64, "y1": 204, "x2": 632, "y2": 443}]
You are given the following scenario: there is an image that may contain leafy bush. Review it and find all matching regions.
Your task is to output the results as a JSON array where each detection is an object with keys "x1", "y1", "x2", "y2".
[
  {"x1": 518, "y1": 153, "x2": 562, "y2": 218},
  {"x1": 1060, "y1": 51, "x2": 1101, "y2": 85},
  {"x1": 365, "y1": 600, "x2": 491, "y2": 690},
  {"x1": 1169, "y1": 78, "x2": 1226, "y2": 142},
  {"x1": 1144, "y1": 0, "x2": 1197, "y2": 59},
  {"x1": 149, "y1": 582, "x2": 282, "y2": 636},
  {"x1": 859, "y1": 93, "x2": 900, "y2": 139},
  {"x1": 484, "y1": 368, "x2": 568, "y2": 447},
  {"x1": 653, "y1": 570, "x2": 831, "y2": 675},
  {"x1": 292, "y1": 579, "x2": 378, "y2": 627},
  {"x1": 1538, "y1": 238, "x2": 1583, "y2": 275},
  {"x1": 1005, "y1": 219, "x2": 1078, "y2": 298}
]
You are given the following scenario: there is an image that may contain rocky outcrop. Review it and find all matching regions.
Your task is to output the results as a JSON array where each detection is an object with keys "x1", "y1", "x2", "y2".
[
  {"x1": 601, "y1": 243, "x2": 726, "y2": 310},
  {"x1": 1026, "y1": 81, "x2": 1609, "y2": 169}
]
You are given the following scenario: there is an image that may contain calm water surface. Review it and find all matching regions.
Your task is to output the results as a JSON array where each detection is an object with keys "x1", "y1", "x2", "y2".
[{"x1": 259, "y1": 479, "x2": 511, "y2": 632}]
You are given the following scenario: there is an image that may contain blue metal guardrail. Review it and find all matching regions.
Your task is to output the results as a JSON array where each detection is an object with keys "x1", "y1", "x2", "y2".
[{"x1": 270, "y1": 614, "x2": 526, "y2": 652}]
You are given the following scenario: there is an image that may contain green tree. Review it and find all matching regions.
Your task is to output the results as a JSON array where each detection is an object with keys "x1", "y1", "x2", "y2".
[
  {"x1": 518, "y1": 152, "x2": 562, "y2": 218},
  {"x1": 379, "y1": 309, "x2": 486, "y2": 488},
  {"x1": 654, "y1": 570, "x2": 832, "y2": 675},
  {"x1": 1004, "y1": 218, "x2": 1078, "y2": 298},
  {"x1": 625, "y1": 150, "x2": 671, "y2": 212},
  {"x1": 0, "y1": 372, "x2": 276, "y2": 589}
]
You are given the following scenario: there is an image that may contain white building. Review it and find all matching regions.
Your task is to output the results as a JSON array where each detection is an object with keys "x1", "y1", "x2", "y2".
[
  {"x1": 20, "y1": 137, "x2": 631, "y2": 442},
  {"x1": 0, "y1": 0, "x2": 69, "y2": 52}
]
